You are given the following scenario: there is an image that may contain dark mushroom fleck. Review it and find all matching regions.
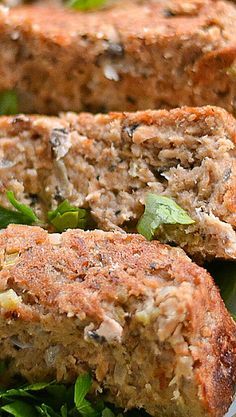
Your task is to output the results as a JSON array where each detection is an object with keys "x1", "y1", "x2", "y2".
[
  {"x1": 223, "y1": 168, "x2": 232, "y2": 182},
  {"x1": 108, "y1": 165, "x2": 116, "y2": 172},
  {"x1": 124, "y1": 123, "x2": 140, "y2": 138},
  {"x1": 106, "y1": 42, "x2": 124, "y2": 57},
  {"x1": 54, "y1": 186, "x2": 64, "y2": 202},
  {"x1": 87, "y1": 331, "x2": 105, "y2": 344},
  {"x1": 29, "y1": 193, "x2": 39, "y2": 206},
  {"x1": 127, "y1": 96, "x2": 136, "y2": 105},
  {"x1": 163, "y1": 9, "x2": 176, "y2": 17}
]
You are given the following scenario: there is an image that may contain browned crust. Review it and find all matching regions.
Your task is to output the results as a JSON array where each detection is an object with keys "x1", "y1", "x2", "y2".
[
  {"x1": 189, "y1": 267, "x2": 236, "y2": 416},
  {"x1": 194, "y1": 46, "x2": 236, "y2": 83},
  {"x1": 0, "y1": 224, "x2": 235, "y2": 416},
  {"x1": 0, "y1": 0, "x2": 235, "y2": 113},
  {"x1": 0, "y1": 105, "x2": 235, "y2": 140},
  {"x1": 6, "y1": 1, "x2": 223, "y2": 40}
]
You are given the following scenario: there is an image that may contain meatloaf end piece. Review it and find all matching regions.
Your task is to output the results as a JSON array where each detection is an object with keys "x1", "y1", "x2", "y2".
[
  {"x1": 0, "y1": 106, "x2": 235, "y2": 260},
  {"x1": 0, "y1": 224, "x2": 235, "y2": 417},
  {"x1": 0, "y1": 0, "x2": 236, "y2": 114}
]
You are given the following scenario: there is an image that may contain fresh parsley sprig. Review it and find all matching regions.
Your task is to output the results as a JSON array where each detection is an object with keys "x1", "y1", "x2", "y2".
[
  {"x1": 137, "y1": 194, "x2": 194, "y2": 241},
  {"x1": 48, "y1": 200, "x2": 88, "y2": 232},
  {"x1": 0, "y1": 191, "x2": 39, "y2": 229},
  {"x1": 0, "y1": 374, "x2": 108, "y2": 417},
  {"x1": 74, "y1": 374, "x2": 98, "y2": 417},
  {"x1": 0, "y1": 192, "x2": 89, "y2": 233},
  {"x1": 67, "y1": 0, "x2": 106, "y2": 11},
  {"x1": 0, "y1": 373, "x2": 121, "y2": 417},
  {"x1": 7, "y1": 191, "x2": 39, "y2": 224}
]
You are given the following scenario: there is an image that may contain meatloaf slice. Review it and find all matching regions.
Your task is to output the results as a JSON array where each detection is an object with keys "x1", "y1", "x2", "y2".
[
  {"x1": 0, "y1": 0, "x2": 236, "y2": 114},
  {"x1": 0, "y1": 224, "x2": 235, "y2": 417},
  {"x1": 0, "y1": 106, "x2": 235, "y2": 260}
]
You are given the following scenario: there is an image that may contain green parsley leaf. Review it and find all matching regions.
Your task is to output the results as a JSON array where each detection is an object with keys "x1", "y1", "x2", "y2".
[
  {"x1": 0, "y1": 206, "x2": 33, "y2": 229},
  {"x1": 6, "y1": 191, "x2": 38, "y2": 223},
  {"x1": 1, "y1": 400, "x2": 38, "y2": 417},
  {"x1": 102, "y1": 408, "x2": 116, "y2": 417},
  {"x1": 60, "y1": 404, "x2": 68, "y2": 417},
  {"x1": 77, "y1": 399, "x2": 99, "y2": 417},
  {"x1": 206, "y1": 261, "x2": 236, "y2": 321},
  {"x1": 36, "y1": 403, "x2": 60, "y2": 417},
  {"x1": 68, "y1": 0, "x2": 106, "y2": 11},
  {"x1": 0, "y1": 372, "x2": 137, "y2": 417},
  {"x1": 0, "y1": 382, "x2": 54, "y2": 401},
  {"x1": 74, "y1": 374, "x2": 98, "y2": 417},
  {"x1": 0, "y1": 90, "x2": 18, "y2": 115},
  {"x1": 48, "y1": 200, "x2": 88, "y2": 232},
  {"x1": 23, "y1": 382, "x2": 54, "y2": 391},
  {"x1": 137, "y1": 194, "x2": 195, "y2": 241},
  {"x1": 0, "y1": 389, "x2": 36, "y2": 400},
  {"x1": 0, "y1": 191, "x2": 39, "y2": 229},
  {"x1": 74, "y1": 373, "x2": 92, "y2": 406},
  {"x1": 44, "y1": 385, "x2": 67, "y2": 410}
]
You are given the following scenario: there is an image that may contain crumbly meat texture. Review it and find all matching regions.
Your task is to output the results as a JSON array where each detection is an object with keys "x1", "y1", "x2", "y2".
[
  {"x1": 0, "y1": 0, "x2": 236, "y2": 114},
  {"x1": 0, "y1": 224, "x2": 235, "y2": 417},
  {"x1": 0, "y1": 106, "x2": 235, "y2": 261}
]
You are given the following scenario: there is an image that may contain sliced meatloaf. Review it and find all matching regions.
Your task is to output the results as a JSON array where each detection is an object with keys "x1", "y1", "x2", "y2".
[
  {"x1": 0, "y1": 224, "x2": 235, "y2": 417},
  {"x1": 0, "y1": 106, "x2": 235, "y2": 260},
  {"x1": 0, "y1": 0, "x2": 236, "y2": 114}
]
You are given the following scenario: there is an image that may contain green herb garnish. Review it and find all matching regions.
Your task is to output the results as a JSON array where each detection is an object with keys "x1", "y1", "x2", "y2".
[
  {"x1": 0, "y1": 91, "x2": 18, "y2": 115},
  {"x1": 0, "y1": 192, "x2": 88, "y2": 232},
  {"x1": 137, "y1": 194, "x2": 195, "y2": 241},
  {"x1": 1, "y1": 400, "x2": 38, "y2": 417},
  {"x1": 7, "y1": 191, "x2": 38, "y2": 223},
  {"x1": 74, "y1": 374, "x2": 98, "y2": 417},
  {"x1": 0, "y1": 191, "x2": 39, "y2": 229},
  {"x1": 67, "y1": 0, "x2": 106, "y2": 10},
  {"x1": 48, "y1": 200, "x2": 88, "y2": 232},
  {"x1": 0, "y1": 373, "x2": 118, "y2": 417}
]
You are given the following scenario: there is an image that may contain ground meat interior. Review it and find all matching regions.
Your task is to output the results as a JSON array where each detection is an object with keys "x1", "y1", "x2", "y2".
[{"x1": 0, "y1": 107, "x2": 235, "y2": 261}]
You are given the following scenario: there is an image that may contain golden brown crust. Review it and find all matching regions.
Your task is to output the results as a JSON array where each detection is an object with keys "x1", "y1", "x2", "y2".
[
  {"x1": 0, "y1": 225, "x2": 183, "y2": 320},
  {"x1": 0, "y1": 0, "x2": 235, "y2": 113},
  {"x1": 0, "y1": 225, "x2": 235, "y2": 417},
  {"x1": 189, "y1": 267, "x2": 236, "y2": 416},
  {"x1": 7, "y1": 1, "x2": 221, "y2": 39}
]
